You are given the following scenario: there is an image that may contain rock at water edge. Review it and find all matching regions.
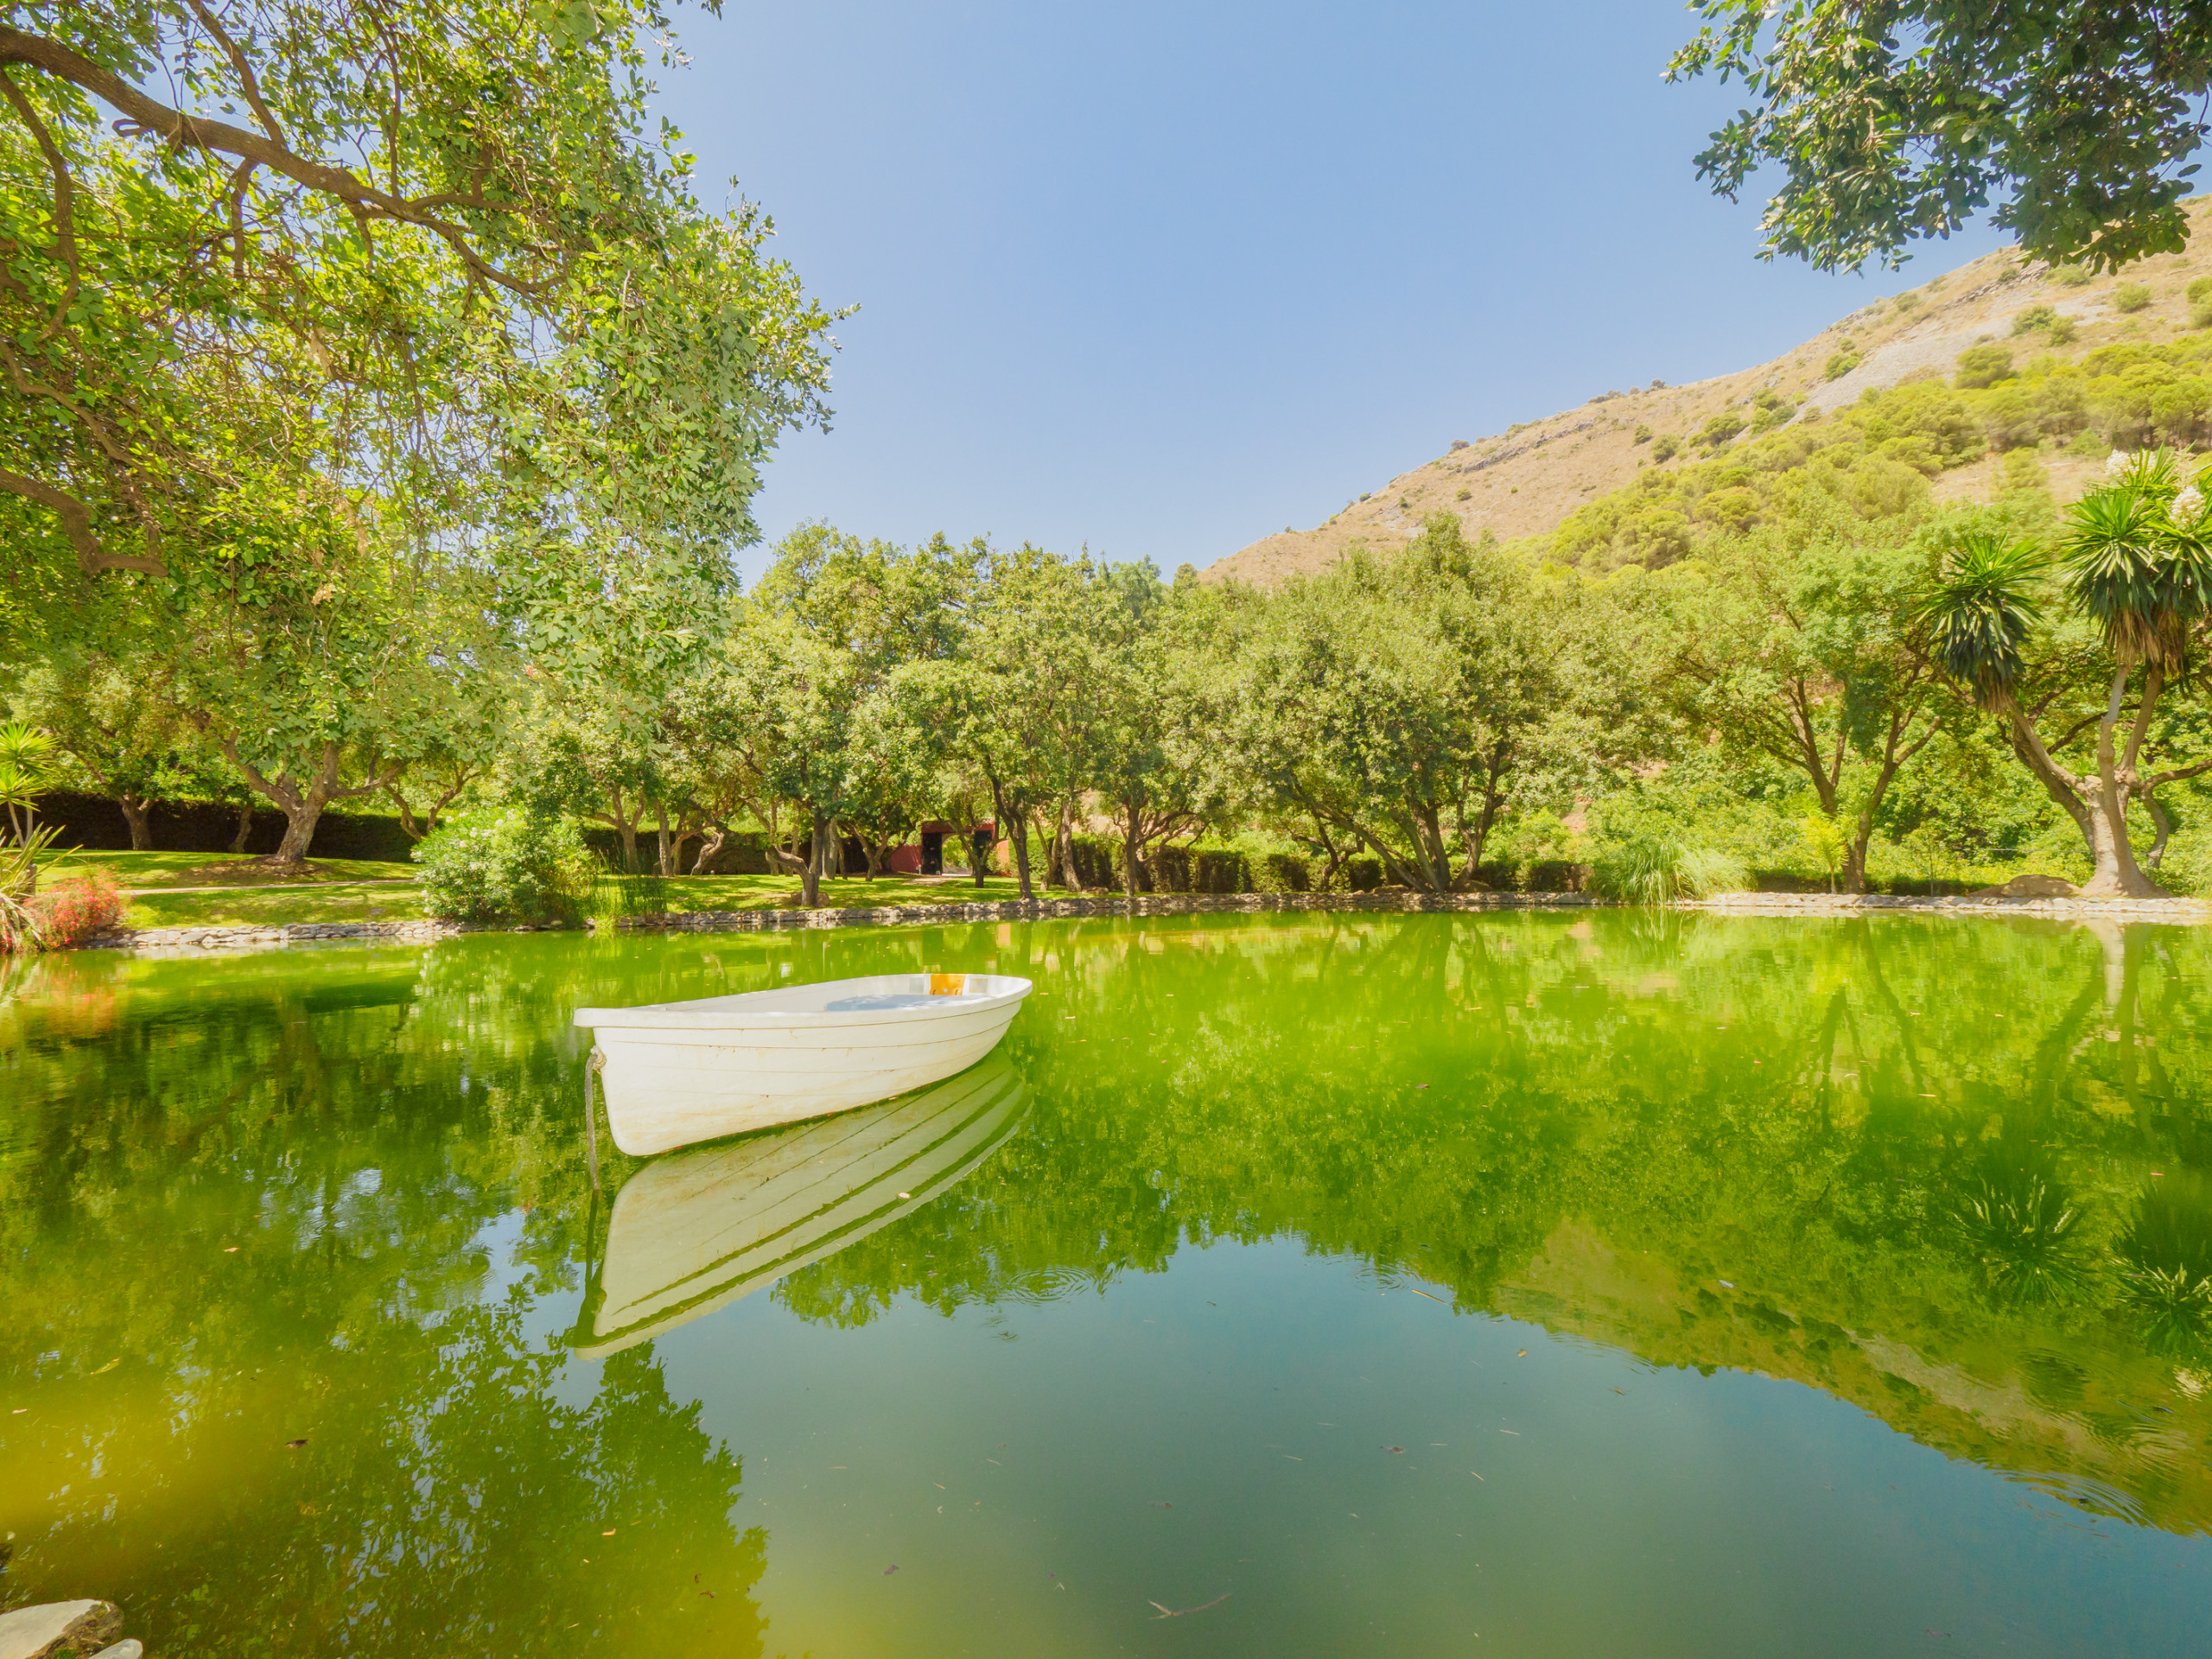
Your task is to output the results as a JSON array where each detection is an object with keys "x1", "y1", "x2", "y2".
[{"x1": 0, "y1": 1602, "x2": 124, "y2": 1659}]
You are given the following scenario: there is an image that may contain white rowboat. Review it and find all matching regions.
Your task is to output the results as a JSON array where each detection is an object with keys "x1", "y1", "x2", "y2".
[
  {"x1": 573, "y1": 971, "x2": 1032, "y2": 1156},
  {"x1": 568, "y1": 1058, "x2": 1025, "y2": 1357}
]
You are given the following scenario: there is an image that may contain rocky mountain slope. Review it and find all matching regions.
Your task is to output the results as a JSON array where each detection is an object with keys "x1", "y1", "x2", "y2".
[{"x1": 1205, "y1": 198, "x2": 2212, "y2": 584}]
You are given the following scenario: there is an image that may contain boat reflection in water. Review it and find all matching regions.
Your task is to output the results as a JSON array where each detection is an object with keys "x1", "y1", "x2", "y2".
[{"x1": 569, "y1": 1057, "x2": 1026, "y2": 1357}]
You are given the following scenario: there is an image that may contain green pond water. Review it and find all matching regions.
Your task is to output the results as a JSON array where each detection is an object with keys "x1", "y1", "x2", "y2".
[{"x1": 4, "y1": 911, "x2": 2212, "y2": 1656}]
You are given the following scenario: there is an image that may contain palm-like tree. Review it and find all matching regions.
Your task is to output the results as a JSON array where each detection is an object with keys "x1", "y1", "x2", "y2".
[
  {"x1": 1921, "y1": 532, "x2": 2044, "y2": 711},
  {"x1": 1919, "y1": 461, "x2": 2212, "y2": 895},
  {"x1": 2059, "y1": 480, "x2": 2212, "y2": 676}
]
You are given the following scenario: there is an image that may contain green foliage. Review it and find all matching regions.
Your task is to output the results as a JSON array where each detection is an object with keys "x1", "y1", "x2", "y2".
[
  {"x1": 1649, "y1": 434, "x2": 1682, "y2": 461},
  {"x1": 2057, "y1": 461, "x2": 2212, "y2": 671},
  {"x1": 1668, "y1": 2, "x2": 2212, "y2": 271},
  {"x1": 2012, "y1": 306, "x2": 2057, "y2": 336},
  {"x1": 2114, "y1": 282, "x2": 2155, "y2": 314},
  {"x1": 1586, "y1": 812, "x2": 1749, "y2": 904},
  {"x1": 1825, "y1": 346, "x2": 1863, "y2": 380},
  {"x1": 1920, "y1": 531, "x2": 2046, "y2": 709},
  {"x1": 2050, "y1": 264, "x2": 2093, "y2": 287},
  {"x1": 1955, "y1": 344, "x2": 2015, "y2": 389},
  {"x1": 2190, "y1": 276, "x2": 2212, "y2": 330},
  {"x1": 412, "y1": 808, "x2": 594, "y2": 925}
]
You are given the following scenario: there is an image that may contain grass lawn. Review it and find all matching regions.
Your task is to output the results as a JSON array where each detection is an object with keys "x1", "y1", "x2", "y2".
[
  {"x1": 40, "y1": 849, "x2": 414, "y2": 888},
  {"x1": 123, "y1": 881, "x2": 429, "y2": 929},
  {"x1": 99, "y1": 870, "x2": 1037, "y2": 931}
]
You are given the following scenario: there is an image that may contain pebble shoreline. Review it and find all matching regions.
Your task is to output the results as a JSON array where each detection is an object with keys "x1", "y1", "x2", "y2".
[{"x1": 62, "y1": 887, "x2": 2209, "y2": 954}]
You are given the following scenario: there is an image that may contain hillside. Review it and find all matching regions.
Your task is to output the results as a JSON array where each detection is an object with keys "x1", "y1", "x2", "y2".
[{"x1": 1205, "y1": 197, "x2": 2212, "y2": 584}]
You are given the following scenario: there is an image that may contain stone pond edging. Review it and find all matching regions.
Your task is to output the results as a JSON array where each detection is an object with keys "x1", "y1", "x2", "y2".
[
  {"x1": 62, "y1": 886, "x2": 2210, "y2": 954},
  {"x1": 1687, "y1": 892, "x2": 2208, "y2": 922}
]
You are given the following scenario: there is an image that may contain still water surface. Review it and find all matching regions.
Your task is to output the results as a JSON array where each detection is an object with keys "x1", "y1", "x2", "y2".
[{"x1": 4, "y1": 911, "x2": 2212, "y2": 1655}]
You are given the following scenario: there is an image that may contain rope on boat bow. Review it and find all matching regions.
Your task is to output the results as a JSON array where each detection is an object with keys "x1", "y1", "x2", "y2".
[{"x1": 584, "y1": 1046, "x2": 607, "y2": 1195}]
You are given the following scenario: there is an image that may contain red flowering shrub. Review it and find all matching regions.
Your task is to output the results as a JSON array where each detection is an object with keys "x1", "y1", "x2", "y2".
[{"x1": 32, "y1": 868, "x2": 125, "y2": 947}]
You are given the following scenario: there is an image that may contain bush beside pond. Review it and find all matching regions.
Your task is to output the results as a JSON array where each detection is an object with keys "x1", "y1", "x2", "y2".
[{"x1": 413, "y1": 810, "x2": 594, "y2": 925}]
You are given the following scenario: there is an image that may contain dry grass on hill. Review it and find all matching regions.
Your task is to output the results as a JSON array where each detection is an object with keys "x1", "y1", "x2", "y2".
[{"x1": 1205, "y1": 198, "x2": 2212, "y2": 585}]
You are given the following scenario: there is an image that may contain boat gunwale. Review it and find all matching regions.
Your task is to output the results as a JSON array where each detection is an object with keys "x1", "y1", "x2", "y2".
[{"x1": 573, "y1": 974, "x2": 1032, "y2": 1033}]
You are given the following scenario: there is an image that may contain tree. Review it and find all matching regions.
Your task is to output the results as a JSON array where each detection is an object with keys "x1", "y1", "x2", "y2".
[
  {"x1": 1921, "y1": 454, "x2": 2212, "y2": 893},
  {"x1": 1668, "y1": 2, "x2": 2212, "y2": 274},
  {"x1": 932, "y1": 543, "x2": 1105, "y2": 900},
  {"x1": 1658, "y1": 518, "x2": 1947, "y2": 893},
  {"x1": 0, "y1": 0, "x2": 836, "y2": 599},
  {"x1": 1090, "y1": 565, "x2": 1215, "y2": 904},
  {"x1": 1224, "y1": 518, "x2": 1624, "y2": 893},
  {"x1": 741, "y1": 526, "x2": 968, "y2": 905},
  {"x1": 9, "y1": 637, "x2": 192, "y2": 849}
]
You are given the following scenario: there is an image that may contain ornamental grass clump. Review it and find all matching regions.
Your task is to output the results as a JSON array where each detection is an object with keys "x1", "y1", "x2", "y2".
[
  {"x1": 1589, "y1": 825, "x2": 1747, "y2": 905},
  {"x1": 413, "y1": 808, "x2": 593, "y2": 925}
]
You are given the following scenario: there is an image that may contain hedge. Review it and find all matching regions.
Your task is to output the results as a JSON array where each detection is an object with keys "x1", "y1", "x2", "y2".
[
  {"x1": 581, "y1": 826, "x2": 779, "y2": 874},
  {"x1": 32, "y1": 791, "x2": 415, "y2": 861},
  {"x1": 1052, "y1": 836, "x2": 1582, "y2": 896}
]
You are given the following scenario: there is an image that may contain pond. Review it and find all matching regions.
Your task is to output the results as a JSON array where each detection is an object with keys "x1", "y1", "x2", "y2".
[{"x1": 3, "y1": 911, "x2": 2210, "y2": 1656}]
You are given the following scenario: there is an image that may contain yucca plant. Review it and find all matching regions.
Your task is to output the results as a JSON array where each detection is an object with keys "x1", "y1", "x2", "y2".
[
  {"x1": 0, "y1": 721, "x2": 56, "y2": 850},
  {"x1": 1919, "y1": 531, "x2": 2044, "y2": 710},
  {"x1": 2060, "y1": 484, "x2": 2212, "y2": 673}
]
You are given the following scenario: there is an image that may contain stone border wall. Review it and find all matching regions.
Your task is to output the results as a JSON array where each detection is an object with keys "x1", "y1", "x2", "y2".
[
  {"x1": 67, "y1": 886, "x2": 2209, "y2": 955},
  {"x1": 1688, "y1": 892, "x2": 2207, "y2": 921}
]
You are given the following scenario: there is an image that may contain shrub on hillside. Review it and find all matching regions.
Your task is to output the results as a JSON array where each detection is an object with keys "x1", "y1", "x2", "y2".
[
  {"x1": 2190, "y1": 276, "x2": 2212, "y2": 330},
  {"x1": 1649, "y1": 433, "x2": 1681, "y2": 461},
  {"x1": 29, "y1": 868, "x2": 124, "y2": 947},
  {"x1": 2012, "y1": 305, "x2": 2056, "y2": 335},
  {"x1": 2047, "y1": 315, "x2": 2079, "y2": 344},
  {"x1": 2114, "y1": 282, "x2": 2153, "y2": 314},
  {"x1": 1825, "y1": 342, "x2": 1862, "y2": 379},
  {"x1": 1955, "y1": 344, "x2": 2015, "y2": 389},
  {"x1": 1696, "y1": 411, "x2": 1746, "y2": 450},
  {"x1": 1632, "y1": 423, "x2": 1653, "y2": 444},
  {"x1": 2049, "y1": 264, "x2": 2091, "y2": 286},
  {"x1": 414, "y1": 807, "x2": 592, "y2": 925}
]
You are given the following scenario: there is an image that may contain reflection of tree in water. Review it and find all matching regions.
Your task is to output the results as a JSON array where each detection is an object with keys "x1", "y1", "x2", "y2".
[
  {"x1": 2118, "y1": 1172, "x2": 2212, "y2": 1357},
  {"x1": 16, "y1": 910, "x2": 2212, "y2": 1586},
  {"x1": 125, "y1": 1300, "x2": 759, "y2": 1657},
  {"x1": 13, "y1": 1294, "x2": 764, "y2": 1657},
  {"x1": 3, "y1": 944, "x2": 766, "y2": 1657},
  {"x1": 766, "y1": 910, "x2": 2212, "y2": 1533},
  {"x1": 1948, "y1": 1142, "x2": 2093, "y2": 1307}
]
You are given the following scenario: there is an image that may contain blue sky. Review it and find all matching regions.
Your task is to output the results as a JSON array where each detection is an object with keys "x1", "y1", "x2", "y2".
[{"x1": 653, "y1": 1, "x2": 2016, "y2": 579}]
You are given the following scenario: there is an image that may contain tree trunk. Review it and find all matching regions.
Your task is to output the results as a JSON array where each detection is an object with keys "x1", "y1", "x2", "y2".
[
  {"x1": 2082, "y1": 664, "x2": 2160, "y2": 896},
  {"x1": 2144, "y1": 790, "x2": 2174, "y2": 868},
  {"x1": 1055, "y1": 796, "x2": 1086, "y2": 893},
  {"x1": 803, "y1": 808, "x2": 826, "y2": 908},
  {"x1": 653, "y1": 801, "x2": 673, "y2": 877},
  {"x1": 271, "y1": 797, "x2": 323, "y2": 866},
  {"x1": 2005, "y1": 703, "x2": 2157, "y2": 896},
  {"x1": 1011, "y1": 805, "x2": 1035, "y2": 899},
  {"x1": 230, "y1": 802, "x2": 255, "y2": 854},
  {"x1": 118, "y1": 793, "x2": 154, "y2": 852},
  {"x1": 1840, "y1": 835, "x2": 1869, "y2": 895},
  {"x1": 1124, "y1": 800, "x2": 1142, "y2": 907}
]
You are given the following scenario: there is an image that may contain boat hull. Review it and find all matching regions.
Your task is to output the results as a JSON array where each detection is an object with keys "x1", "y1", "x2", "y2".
[{"x1": 575, "y1": 973, "x2": 1030, "y2": 1155}]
